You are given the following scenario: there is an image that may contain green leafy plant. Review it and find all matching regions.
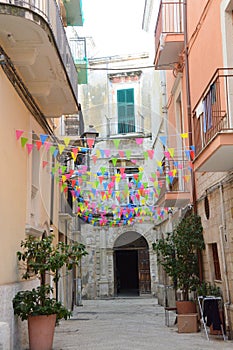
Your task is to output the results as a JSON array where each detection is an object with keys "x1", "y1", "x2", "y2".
[
  {"x1": 152, "y1": 213, "x2": 205, "y2": 301},
  {"x1": 197, "y1": 281, "x2": 222, "y2": 297},
  {"x1": 12, "y1": 234, "x2": 88, "y2": 322}
]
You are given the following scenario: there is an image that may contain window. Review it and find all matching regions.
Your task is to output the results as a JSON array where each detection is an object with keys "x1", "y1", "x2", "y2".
[
  {"x1": 211, "y1": 243, "x2": 221, "y2": 281},
  {"x1": 117, "y1": 88, "x2": 135, "y2": 134}
]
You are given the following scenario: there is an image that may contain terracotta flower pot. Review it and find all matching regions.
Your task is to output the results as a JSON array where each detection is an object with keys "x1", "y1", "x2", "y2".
[
  {"x1": 176, "y1": 301, "x2": 197, "y2": 314},
  {"x1": 28, "y1": 314, "x2": 56, "y2": 350}
]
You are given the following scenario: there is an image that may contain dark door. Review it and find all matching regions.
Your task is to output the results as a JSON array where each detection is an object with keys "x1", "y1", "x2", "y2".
[
  {"x1": 115, "y1": 250, "x2": 139, "y2": 296},
  {"x1": 138, "y1": 249, "x2": 151, "y2": 294}
]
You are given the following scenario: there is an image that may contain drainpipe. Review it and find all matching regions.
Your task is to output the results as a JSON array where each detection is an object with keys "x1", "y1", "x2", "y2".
[
  {"x1": 219, "y1": 183, "x2": 231, "y2": 333},
  {"x1": 160, "y1": 71, "x2": 169, "y2": 191},
  {"x1": 183, "y1": 0, "x2": 203, "y2": 282}
]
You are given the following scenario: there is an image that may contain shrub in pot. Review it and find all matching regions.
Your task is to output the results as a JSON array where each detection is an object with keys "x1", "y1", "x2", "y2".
[
  {"x1": 12, "y1": 234, "x2": 88, "y2": 350},
  {"x1": 152, "y1": 213, "x2": 205, "y2": 312}
]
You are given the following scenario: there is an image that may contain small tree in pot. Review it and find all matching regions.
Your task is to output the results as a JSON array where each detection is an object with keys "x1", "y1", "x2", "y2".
[
  {"x1": 153, "y1": 213, "x2": 205, "y2": 311},
  {"x1": 12, "y1": 234, "x2": 88, "y2": 350}
]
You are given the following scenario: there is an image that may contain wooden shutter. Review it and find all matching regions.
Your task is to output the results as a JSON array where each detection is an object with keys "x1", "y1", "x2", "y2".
[
  {"x1": 212, "y1": 243, "x2": 221, "y2": 280},
  {"x1": 117, "y1": 89, "x2": 135, "y2": 133}
]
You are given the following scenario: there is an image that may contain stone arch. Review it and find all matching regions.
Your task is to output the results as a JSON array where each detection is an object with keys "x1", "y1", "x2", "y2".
[{"x1": 113, "y1": 230, "x2": 151, "y2": 296}]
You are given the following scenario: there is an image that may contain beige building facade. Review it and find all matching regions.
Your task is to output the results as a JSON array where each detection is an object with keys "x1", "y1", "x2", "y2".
[{"x1": 0, "y1": 1, "x2": 83, "y2": 349}]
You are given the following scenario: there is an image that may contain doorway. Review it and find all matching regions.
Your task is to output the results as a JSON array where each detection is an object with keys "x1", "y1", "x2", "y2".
[
  {"x1": 113, "y1": 231, "x2": 151, "y2": 296},
  {"x1": 115, "y1": 250, "x2": 139, "y2": 296}
]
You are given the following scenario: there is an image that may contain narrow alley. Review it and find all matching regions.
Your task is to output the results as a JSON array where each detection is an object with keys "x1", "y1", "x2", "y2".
[{"x1": 53, "y1": 297, "x2": 233, "y2": 350}]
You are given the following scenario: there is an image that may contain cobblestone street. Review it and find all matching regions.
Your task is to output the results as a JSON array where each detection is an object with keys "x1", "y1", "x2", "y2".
[{"x1": 53, "y1": 297, "x2": 233, "y2": 350}]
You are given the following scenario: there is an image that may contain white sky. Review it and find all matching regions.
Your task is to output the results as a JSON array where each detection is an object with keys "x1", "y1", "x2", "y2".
[{"x1": 79, "y1": 0, "x2": 154, "y2": 57}]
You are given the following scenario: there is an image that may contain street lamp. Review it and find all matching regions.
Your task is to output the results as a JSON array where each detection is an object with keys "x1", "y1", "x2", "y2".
[
  {"x1": 81, "y1": 125, "x2": 99, "y2": 170},
  {"x1": 81, "y1": 125, "x2": 99, "y2": 149},
  {"x1": 76, "y1": 125, "x2": 99, "y2": 306}
]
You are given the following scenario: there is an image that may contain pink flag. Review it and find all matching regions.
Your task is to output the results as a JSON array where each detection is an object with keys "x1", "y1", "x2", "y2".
[
  {"x1": 16, "y1": 130, "x2": 24, "y2": 140},
  {"x1": 136, "y1": 138, "x2": 143, "y2": 145},
  {"x1": 26, "y1": 143, "x2": 33, "y2": 154}
]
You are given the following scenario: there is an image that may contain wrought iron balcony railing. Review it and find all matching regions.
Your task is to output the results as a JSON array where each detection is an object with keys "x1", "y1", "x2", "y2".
[
  {"x1": 192, "y1": 68, "x2": 233, "y2": 157},
  {"x1": 106, "y1": 114, "x2": 145, "y2": 137},
  {"x1": 1, "y1": 0, "x2": 78, "y2": 100}
]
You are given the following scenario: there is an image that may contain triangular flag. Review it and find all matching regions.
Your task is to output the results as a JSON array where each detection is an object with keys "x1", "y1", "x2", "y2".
[
  {"x1": 136, "y1": 138, "x2": 143, "y2": 145},
  {"x1": 113, "y1": 139, "x2": 120, "y2": 149},
  {"x1": 190, "y1": 145, "x2": 195, "y2": 151},
  {"x1": 16, "y1": 130, "x2": 24, "y2": 140},
  {"x1": 181, "y1": 133, "x2": 188, "y2": 139},
  {"x1": 42, "y1": 161, "x2": 48, "y2": 168},
  {"x1": 105, "y1": 149, "x2": 111, "y2": 158},
  {"x1": 143, "y1": 151, "x2": 149, "y2": 160},
  {"x1": 50, "y1": 146, "x2": 56, "y2": 155},
  {"x1": 26, "y1": 143, "x2": 33, "y2": 154},
  {"x1": 185, "y1": 150, "x2": 191, "y2": 159},
  {"x1": 21, "y1": 137, "x2": 28, "y2": 147},
  {"x1": 159, "y1": 136, "x2": 167, "y2": 146},
  {"x1": 40, "y1": 134, "x2": 48, "y2": 145},
  {"x1": 87, "y1": 138, "x2": 94, "y2": 148},
  {"x1": 53, "y1": 149, "x2": 59, "y2": 158},
  {"x1": 168, "y1": 148, "x2": 175, "y2": 158},
  {"x1": 36, "y1": 140, "x2": 42, "y2": 151},
  {"x1": 92, "y1": 155, "x2": 97, "y2": 164},
  {"x1": 44, "y1": 142, "x2": 51, "y2": 151},
  {"x1": 112, "y1": 158, "x2": 118, "y2": 166},
  {"x1": 100, "y1": 149, "x2": 105, "y2": 158},
  {"x1": 147, "y1": 150, "x2": 154, "y2": 159},
  {"x1": 125, "y1": 150, "x2": 131, "y2": 159},
  {"x1": 58, "y1": 144, "x2": 65, "y2": 155},
  {"x1": 118, "y1": 150, "x2": 125, "y2": 158},
  {"x1": 64, "y1": 137, "x2": 70, "y2": 147},
  {"x1": 100, "y1": 167, "x2": 106, "y2": 175}
]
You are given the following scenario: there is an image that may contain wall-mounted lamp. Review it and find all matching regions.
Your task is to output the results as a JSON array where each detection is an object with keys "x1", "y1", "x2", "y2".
[{"x1": 81, "y1": 125, "x2": 99, "y2": 149}]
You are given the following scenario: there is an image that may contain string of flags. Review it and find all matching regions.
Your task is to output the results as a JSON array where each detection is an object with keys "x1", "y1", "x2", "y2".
[{"x1": 16, "y1": 129, "x2": 194, "y2": 226}]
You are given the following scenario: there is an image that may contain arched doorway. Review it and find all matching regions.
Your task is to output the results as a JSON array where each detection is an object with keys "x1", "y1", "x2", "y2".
[{"x1": 113, "y1": 231, "x2": 151, "y2": 296}]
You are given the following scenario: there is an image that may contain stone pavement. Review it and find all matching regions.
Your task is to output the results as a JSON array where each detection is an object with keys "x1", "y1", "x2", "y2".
[{"x1": 53, "y1": 297, "x2": 233, "y2": 350}]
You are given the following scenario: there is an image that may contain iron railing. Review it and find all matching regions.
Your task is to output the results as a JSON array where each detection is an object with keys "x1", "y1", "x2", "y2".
[
  {"x1": 155, "y1": 1, "x2": 184, "y2": 58},
  {"x1": 0, "y1": 0, "x2": 78, "y2": 101},
  {"x1": 157, "y1": 158, "x2": 190, "y2": 196},
  {"x1": 192, "y1": 68, "x2": 233, "y2": 156},
  {"x1": 106, "y1": 114, "x2": 145, "y2": 137}
]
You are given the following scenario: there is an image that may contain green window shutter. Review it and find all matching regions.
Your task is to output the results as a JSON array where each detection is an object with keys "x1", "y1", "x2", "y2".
[{"x1": 117, "y1": 89, "x2": 135, "y2": 134}]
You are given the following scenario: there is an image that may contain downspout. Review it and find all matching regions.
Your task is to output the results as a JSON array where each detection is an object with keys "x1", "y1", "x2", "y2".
[
  {"x1": 160, "y1": 71, "x2": 169, "y2": 192},
  {"x1": 183, "y1": 0, "x2": 203, "y2": 281},
  {"x1": 219, "y1": 183, "x2": 231, "y2": 332}
]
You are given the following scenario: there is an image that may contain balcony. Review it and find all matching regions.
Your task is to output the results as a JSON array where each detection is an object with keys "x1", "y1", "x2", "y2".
[
  {"x1": 154, "y1": 1, "x2": 184, "y2": 70},
  {"x1": 106, "y1": 114, "x2": 145, "y2": 137},
  {"x1": 192, "y1": 69, "x2": 233, "y2": 172},
  {"x1": 156, "y1": 160, "x2": 191, "y2": 208},
  {"x1": 0, "y1": 0, "x2": 80, "y2": 117}
]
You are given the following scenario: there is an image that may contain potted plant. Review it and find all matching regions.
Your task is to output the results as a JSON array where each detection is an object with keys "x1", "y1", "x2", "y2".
[
  {"x1": 12, "y1": 234, "x2": 87, "y2": 350},
  {"x1": 152, "y1": 213, "x2": 205, "y2": 314}
]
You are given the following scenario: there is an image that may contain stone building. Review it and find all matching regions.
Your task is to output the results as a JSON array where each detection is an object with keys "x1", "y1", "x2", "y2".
[{"x1": 75, "y1": 53, "x2": 166, "y2": 299}]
